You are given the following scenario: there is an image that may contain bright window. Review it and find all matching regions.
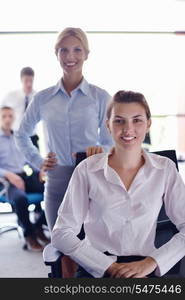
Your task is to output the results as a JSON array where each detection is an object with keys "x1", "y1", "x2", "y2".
[{"x1": 0, "y1": 0, "x2": 185, "y2": 155}]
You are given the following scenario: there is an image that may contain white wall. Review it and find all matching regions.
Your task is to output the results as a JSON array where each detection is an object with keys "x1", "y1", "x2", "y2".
[{"x1": 0, "y1": 0, "x2": 185, "y2": 154}]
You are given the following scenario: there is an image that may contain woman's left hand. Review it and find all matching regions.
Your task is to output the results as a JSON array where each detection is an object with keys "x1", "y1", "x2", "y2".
[
  {"x1": 108, "y1": 257, "x2": 157, "y2": 278},
  {"x1": 86, "y1": 146, "x2": 104, "y2": 157}
]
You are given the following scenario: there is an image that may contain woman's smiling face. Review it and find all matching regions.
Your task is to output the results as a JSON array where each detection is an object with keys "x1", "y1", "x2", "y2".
[
  {"x1": 57, "y1": 35, "x2": 87, "y2": 75},
  {"x1": 107, "y1": 102, "x2": 151, "y2": 150}
]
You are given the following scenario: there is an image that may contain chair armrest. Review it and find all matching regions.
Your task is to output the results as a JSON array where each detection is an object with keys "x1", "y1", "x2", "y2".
[
  {"x1": 180, "y1": 256, "x2": 185, "y2": 277},
  {"x1": 156, "y1": 219, "x2": 178, "y2": 233},
  {"x1": 43, "y1": 243, "x2": 63, "y2": 265},
  {"x1": 0, "y1": 178, "x2": 9, "y2": 197}
]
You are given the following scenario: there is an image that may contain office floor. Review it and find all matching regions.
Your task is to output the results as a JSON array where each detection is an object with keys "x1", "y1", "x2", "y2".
[{"x1": 0, "y1": 212, "x2": 50, "y2": 278}]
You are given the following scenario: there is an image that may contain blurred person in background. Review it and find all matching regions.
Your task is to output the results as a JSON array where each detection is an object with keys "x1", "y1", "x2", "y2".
[
  {"x1": 2, "y1": 67, "x2": 39, "y2": 148},
  {"x1": 0, "y1": 106, "x2": 49, "y2": 251},
  {"x1": 2, "y1": 67, "x2": 41, "y2": 215}
]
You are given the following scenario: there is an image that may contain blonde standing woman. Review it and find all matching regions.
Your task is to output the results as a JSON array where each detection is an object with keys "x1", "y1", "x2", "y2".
[{"x1": 15, "y1": 28, "x2": 113, "y2": 276}]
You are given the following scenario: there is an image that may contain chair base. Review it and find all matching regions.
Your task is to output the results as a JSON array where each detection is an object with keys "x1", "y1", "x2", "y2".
[
  {"x1": 45, "y1": 255, "x2": 63, "y2": 278},
  {"x1": 0, "y1": 223, "x2": 24, "y2": 243},
  {"x1": 0, "y1": 223, "x2": 19, "y2": 235}
]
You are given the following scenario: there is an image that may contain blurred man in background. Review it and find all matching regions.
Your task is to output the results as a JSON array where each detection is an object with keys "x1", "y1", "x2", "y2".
[
  {"x1": 1, "y1": 67, "x2": 39, "y2": 148},
  {"x1": 2, "y1": 67, "x2": 42, "y2": 214},
  {"x1": 0, "y1": 106, "x2": 49, "y2": 251}
]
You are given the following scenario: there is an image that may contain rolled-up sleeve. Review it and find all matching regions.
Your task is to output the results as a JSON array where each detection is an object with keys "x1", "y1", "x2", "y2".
[
  {"x1": 14, "y1": 94, "x2": 44, "y2": 170},
  {"x1": 0, "y1": 168, "x2": 7, "y2": 178},
  {"x1": 150, "y1": 159, "x2": 185, "y2": 276},
  {"x1": 51, "y1": 162, "x2": 116, "y2": 278}
]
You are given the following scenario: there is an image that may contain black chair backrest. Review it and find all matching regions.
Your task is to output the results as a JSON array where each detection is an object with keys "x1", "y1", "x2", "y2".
[
  {"x1": 152, "y1": 150, "x2": 181, "y2": 274},
  {"x1": 151, "y1": 150, "x2": 179, "y2": 229},
  {"x1": 75, "y1": 152, "x2": 87, "y2": 167},
  {"x1": 152, "y1": 150, "x2": 179, "y2": 171},
  {"x1": 75, "y1": 150, "x2": 179, "y2": 170}
]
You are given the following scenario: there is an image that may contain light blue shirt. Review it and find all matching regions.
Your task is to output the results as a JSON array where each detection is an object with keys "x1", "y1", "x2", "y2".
[
  {"x1": 15, "y1": 78, "x2": 113, "y2": 169},
  {"x1": 0, "y1": 129, "x2": 26, "y2": 177}
]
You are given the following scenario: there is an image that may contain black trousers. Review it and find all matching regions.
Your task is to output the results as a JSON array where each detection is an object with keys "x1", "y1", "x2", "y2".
[
  {"x1": 31, "y1": 134, "x2": 42, "y2": 213},
  {"x1": 76, "y1": 255, "x2": 157, "y2": 278},
  {"x1": 7, "y1": 171, "x2": 45, "y2": 237}
]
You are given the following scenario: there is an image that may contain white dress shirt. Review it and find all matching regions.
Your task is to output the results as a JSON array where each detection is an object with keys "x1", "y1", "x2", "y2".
[
  {"x1": 1, "y1": 90, "x2": 35, "y2": 131},
  {"x1": 52, "y1": 150, "x2": 185, "y2": 278},
  {"x1": 0, "y1": 129, "x2": 26, "y2": 177}
]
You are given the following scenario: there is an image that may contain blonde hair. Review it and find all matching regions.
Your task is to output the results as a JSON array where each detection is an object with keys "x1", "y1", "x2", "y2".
[{"x1": 54, "y1": 27, "x2": 90, "y2": 56}]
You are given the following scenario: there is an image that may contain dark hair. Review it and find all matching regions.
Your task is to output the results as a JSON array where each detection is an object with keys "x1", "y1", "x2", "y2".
[
  {"x1": 0, "y1": 106, "x2": 13, "y2": 111},
  {"x1": 107, "y1": 90, "x2": 151, "y2": 120},
  {"x1": 20, "y1": 67, "x2": 34, "y2": 78}
]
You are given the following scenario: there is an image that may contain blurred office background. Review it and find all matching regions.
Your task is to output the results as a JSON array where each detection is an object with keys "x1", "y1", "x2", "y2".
[{"x1": 0, "y1": 0, "x2": 185, "y2": 277}]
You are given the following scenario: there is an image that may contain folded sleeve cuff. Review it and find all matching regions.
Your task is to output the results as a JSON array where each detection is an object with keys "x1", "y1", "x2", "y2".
[
  {"x1": 31, "y1": 155, "x2": 44, "y2": 170},
  {"x1": 0, "y1": 169, "x2": 7, "y2": 178},
  {"x1": 70, "y1": 243, "x2": 117, "y2": 278},
  {"x1": 149, "y1": 240, "x2": 185, "y2": 277}
]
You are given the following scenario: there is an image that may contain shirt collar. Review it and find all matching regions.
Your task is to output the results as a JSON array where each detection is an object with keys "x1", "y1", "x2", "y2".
[
  {"x1": 87, "y1": 148, "x2": 165, "y2": 173},
  {"x1": 51, "y1": 80, "x2": 61, "y2": 96},
  {"x1": 20, "y1": 90, "x2": 35, "y2": 98},
  {"x1": 87, "y1": 152, "x2": 109, "y2": 173},
  {"x1": 142, "y1": 149, "x2": 165, "y2": 170},
  {"x1": 51, "y1": 77, "x2": 90, "y2": 96},
  {"x1": 77, "y1": 78, "x2": 90, "y2": 96},
  {"x1": 0, "y1": 129, "x2": 4, "y2": 136},
  {"x1": 0, "y1": 128, "x2": 13, "y2": 137}
]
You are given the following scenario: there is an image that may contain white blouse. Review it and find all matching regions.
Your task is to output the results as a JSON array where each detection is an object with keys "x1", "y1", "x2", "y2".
[{"x1": 52, "y1": 150, "x2": 185, "y2": 278}]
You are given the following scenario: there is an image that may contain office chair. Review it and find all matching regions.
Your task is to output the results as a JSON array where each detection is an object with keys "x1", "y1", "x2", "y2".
[
  {"x1": 0, "y1": 177, "x2": 19, "y2": 234},
  {"x1": 43, "y1": 150, "x2": 184, "y2": 278},
  {"x1": 0, "y1": 178, "x2": 44, "y2": 236}
]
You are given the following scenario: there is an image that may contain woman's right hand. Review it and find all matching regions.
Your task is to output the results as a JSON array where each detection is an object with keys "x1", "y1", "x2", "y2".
[{"x1": 41, "y1": 152, "x2": 58, "y2": 172}]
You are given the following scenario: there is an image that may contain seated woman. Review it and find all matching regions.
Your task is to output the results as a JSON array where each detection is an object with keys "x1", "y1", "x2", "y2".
[{"x1": 51, "y1": 90, "x2": 185, "y2": 278}]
